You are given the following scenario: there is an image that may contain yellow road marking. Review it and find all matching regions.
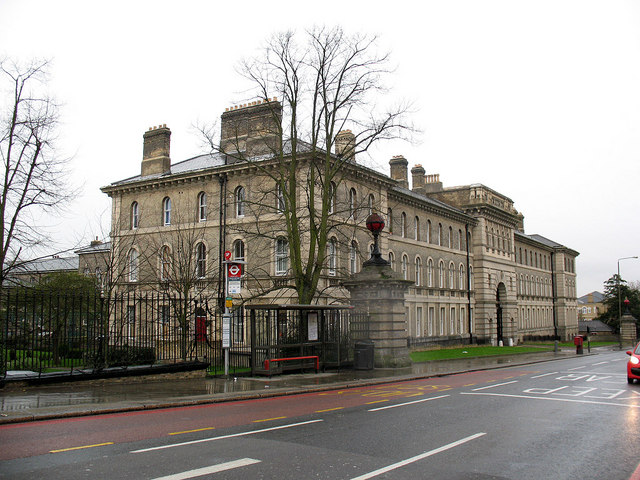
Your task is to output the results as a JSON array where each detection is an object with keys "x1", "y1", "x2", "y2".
[
  {"x1": 463, "y1": 384, "x2": 476, "y2": 387},
  {"x1": 253, "y1": 417, "x2": 287, "y2": 423},
  {"x1": 365, "y1": 400, "x2": 389, "y2": 405},
  {"x1": 169, "y1": 427, "x2": 216, "y2": 435},
  {"x1": 50, "y1": 442, "x2": 114, "y2": 453},
  {"x1": 315, "y1": 407, "x2": 344, "y2": 413}
]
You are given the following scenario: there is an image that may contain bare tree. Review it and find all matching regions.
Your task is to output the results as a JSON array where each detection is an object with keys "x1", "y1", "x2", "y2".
[
  {"x1": 129, "y1": 202, "x2": 221, "y2": 359},
  {"x1": 200, "y1": 27, "x2": 414, "y2": 304},
  {"x1": 0, "y1": 59, "x2": 73, "y2": 287}
]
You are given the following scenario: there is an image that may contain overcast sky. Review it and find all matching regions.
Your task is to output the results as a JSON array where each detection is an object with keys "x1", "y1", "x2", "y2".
[{"x1": 2, "y1": 0, "x2": 639, "y2": 295}]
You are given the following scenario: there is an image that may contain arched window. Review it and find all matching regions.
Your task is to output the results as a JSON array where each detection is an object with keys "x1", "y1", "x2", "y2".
[
  {"x1": 160, "y1": 246, "x2": 171, "y2": 281},
  {"x1": 349, "y1": 188, "x2": 357, "y2": 218},
  {"x1": 196, "y1": 243, "x2": 206, "y2": 278},
  {"x1": 414, "y1": 216, "x2": 420, "y2": 241},
  {"x1": 415, "y1": 256, "x2": 422, "y2": 285},
  {"x1": 520, "y1": 274, "x2": 524, "y2": 295},
  {"x1": 427, "y1": 258, "x2": 434, "y2": 287},
  {"x1": 128, "y1": 248, "x2": 139, "y2": 282},
  {"x1": 388, "y1": 251, "x2": 395, "y2": 271},
  {"x1": 162, "y1": 197, "x2": 171, "y2": 226},
  {"x1": 350, "y1": 241, "x2": 358, "y2": 274},
  {"x1": 198, "y1": 192, "x2": 207, "y2": 222},
  {"x1": 329, "y1": 182, "x2": 336, "y2": 214},
  {"x1": 448, "y1": 226, "x2": 453, "y2": 248},
  {"x1": 426, "y1": 220, "x2": 431, "y2": 243},
  {"x1": 131, "y1": 202, "x2": 139, "y2": 229},
  {"x1": 236, "y1": 186, "x2": 245, "y2": 217},
  {"x1": 275, "y1": 237, "x2": 289, "y2": 275},
  {"x1": 276, "y1": 183, "x2": 285, "y2": 213},
  {"x1": 439, "y1": 260, "x2": 445, "y2": 288},
  {"x1": 328, "y1": 238, "x2": 337, "y2": 276},
  {"x1": 458, "y1": 229, "x2": 463, "y2": 250},
  {"x1": 459, "y1": 264, "x2": 465, "y2": 290},
  {"x1": 438, "y1": 223, "x2": 443, "y2": 246},
  {"x1": 401, "y1": 254, "x2": 408, "y2": 280},
  {"x1": 450, "y1": 307, "x2": 456, "y2": 334},
  {"x1": 368, "y1": 194, "x2": 374, "y2": 215},
  {"x1": 387, "y1": 208, "x2": 393, "y2": 234},
  {"x1": 401, "y1": 213, "x2": 407, "y2": 238},
  {"x1": 448, "y1": 262, "x2": 455, "y2": 289},
  {"x1": 233, "y1": 240, "x2": 245, "y2": 261}
]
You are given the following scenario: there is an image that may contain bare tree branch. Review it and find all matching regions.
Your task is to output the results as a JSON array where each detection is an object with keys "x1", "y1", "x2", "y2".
[{"x1": 0, "y1": 58, "x2": 76, "y2": 287}]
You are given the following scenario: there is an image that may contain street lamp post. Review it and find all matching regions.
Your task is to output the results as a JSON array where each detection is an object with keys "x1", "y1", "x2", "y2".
[
  {"x1": 363, "y1": 213, "x2": 390, "y2": 267},
  {"x1": 617, "y1": 256, "x2": 638, "y2": 349}
]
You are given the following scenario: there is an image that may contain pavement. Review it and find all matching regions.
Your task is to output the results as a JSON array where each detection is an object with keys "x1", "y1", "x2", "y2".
[{"x1": 0, "y1": 348, "x2": 589, "y2": 425}]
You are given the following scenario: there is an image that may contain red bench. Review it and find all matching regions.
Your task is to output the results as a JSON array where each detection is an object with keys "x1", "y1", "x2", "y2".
[{"x1": 263, "y1": 356, "x2": 319, "y2": 375}]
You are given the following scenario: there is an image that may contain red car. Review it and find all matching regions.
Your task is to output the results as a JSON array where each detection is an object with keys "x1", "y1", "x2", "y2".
[{"x1": 627, "y1": 341, "x2": 640, "y2": 384}]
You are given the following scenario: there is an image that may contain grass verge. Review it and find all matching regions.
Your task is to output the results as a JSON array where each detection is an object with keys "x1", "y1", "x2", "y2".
[{"x1": 410, "y1": 345, "x2": 553, "y2": 363}]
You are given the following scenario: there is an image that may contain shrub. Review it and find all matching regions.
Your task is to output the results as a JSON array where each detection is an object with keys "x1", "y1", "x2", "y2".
[{"x1": 106, "y1": 347, "x2": 155, "y2": 367}]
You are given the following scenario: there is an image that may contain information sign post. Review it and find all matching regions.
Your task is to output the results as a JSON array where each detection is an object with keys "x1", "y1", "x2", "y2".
[{"x1": 222, "y1": 256, "x2": 245, "y2": 376}]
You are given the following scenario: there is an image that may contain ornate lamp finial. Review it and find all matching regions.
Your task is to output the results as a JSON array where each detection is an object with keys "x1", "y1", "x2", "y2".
[{"x1": 364, "y1": 213, "x2": 390, "y2": 267}]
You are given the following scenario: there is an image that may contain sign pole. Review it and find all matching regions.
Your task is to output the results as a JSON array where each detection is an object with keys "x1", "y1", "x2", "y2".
[
  {"x1": 224, "y1": 256, "x2": 229, "y2": 376},
  {"x1": 222, "y1": 253, "x2": 244, "y2": 377}
]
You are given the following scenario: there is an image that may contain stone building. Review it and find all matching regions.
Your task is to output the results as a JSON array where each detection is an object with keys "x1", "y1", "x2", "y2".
[
  {"x1": 101, "y1": 99, "x2": 579, "y2": 345},
  {"x1": 577, "y1": 291, "x2": 606, "y2": 322}
]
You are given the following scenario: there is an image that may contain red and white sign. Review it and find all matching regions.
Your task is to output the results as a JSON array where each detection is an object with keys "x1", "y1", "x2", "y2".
[
  {"x1": 227, "y1": 264, "x2": 242, "y2": 278},
  {"x1": 224, "y1": 250, "x2": 232, "y2": 260}
]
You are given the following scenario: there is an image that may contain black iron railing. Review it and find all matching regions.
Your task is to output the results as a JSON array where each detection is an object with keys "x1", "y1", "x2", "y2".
[{"x1": 1, "y1": 290, "x2": 366, "y2": 379}]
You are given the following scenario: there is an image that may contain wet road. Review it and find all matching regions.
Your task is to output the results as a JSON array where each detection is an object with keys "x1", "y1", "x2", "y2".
[{"x1": 1, "y1": 351, "x2": 639, "y2": 479}]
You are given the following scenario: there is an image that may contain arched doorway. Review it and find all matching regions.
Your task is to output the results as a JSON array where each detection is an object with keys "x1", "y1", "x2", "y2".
[{"x1": 496, "y1": 282, "x2": 507, "y2": 344}]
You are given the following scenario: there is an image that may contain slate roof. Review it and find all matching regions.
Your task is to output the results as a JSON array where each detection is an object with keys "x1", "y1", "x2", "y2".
[
  {"x1": 13, "y1": 256, "x2": 79, "y2": 274},
  {"x1": 514, "y1": 231, "x2": 578, "y2": 256},
  {"x1": 391, "y1": 185, "x2": 468, "y2": 218},
  {"x1": 74, "y1": 241, "x2": 111, "y2": 255},
  {"x1": 578, "y1": 319, "x2": 613, "y2": 333},
  {"x1": 578, "y1": 291, "x2": 605, "y2": 304}
]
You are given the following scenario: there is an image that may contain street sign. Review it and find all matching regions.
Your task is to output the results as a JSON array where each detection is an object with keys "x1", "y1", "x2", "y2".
[
  {"x1": 228, "y1": 264, "x2": 242, "y2": 278},
  {"x1": 224, "y1": 250, "x2": 231, "y2": 260},
  {"x1": 228, "y1": 279, "x2": 241, "y2": 294},
  {"x1": 222, "y1": 314, "x2": 231, "y2": 348}
]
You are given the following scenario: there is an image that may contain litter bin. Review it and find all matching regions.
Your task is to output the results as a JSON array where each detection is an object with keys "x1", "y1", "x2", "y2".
[{"x1": 354, "y1": 340, "x2": 374, "y2": 370}]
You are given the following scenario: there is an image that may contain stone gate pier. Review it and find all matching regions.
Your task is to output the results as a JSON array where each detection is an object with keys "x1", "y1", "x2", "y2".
[{"x1": 342, "y1": 213, "x2": 413, "y2": 368}]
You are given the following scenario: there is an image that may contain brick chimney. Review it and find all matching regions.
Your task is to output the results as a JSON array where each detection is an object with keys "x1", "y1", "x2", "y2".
[
  {"x1": 142, "y1": 125, "x2": 171, "y2": 176},
  {"x1": 221, "y1": 99, "x2": 283, "y2": 161},
  {"x1": 389, "y1": 155, "x2": 409, "y2": 189},
  {"x1": 411, "y1": 164, "x2": 426, "y2": 191},
  {"x1": 335, "y1": 130, "x2": 356, "y2": 163},
  {"x1": 423, "y1": 173, "x2": 443, "y2": 193}
]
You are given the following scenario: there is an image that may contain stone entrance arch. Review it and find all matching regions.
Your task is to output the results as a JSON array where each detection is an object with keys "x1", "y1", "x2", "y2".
[{"x1": 496, "y1": 282, "x2": 507, "y2": 344}]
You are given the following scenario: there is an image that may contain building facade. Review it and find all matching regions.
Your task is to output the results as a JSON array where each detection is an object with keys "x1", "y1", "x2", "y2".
[
  {"x1": 577, "y1": 291, "x2": 606, "y2": 322},
  {"x1": 101, "y1": 100, "x2": 579, "y2": 345}
]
